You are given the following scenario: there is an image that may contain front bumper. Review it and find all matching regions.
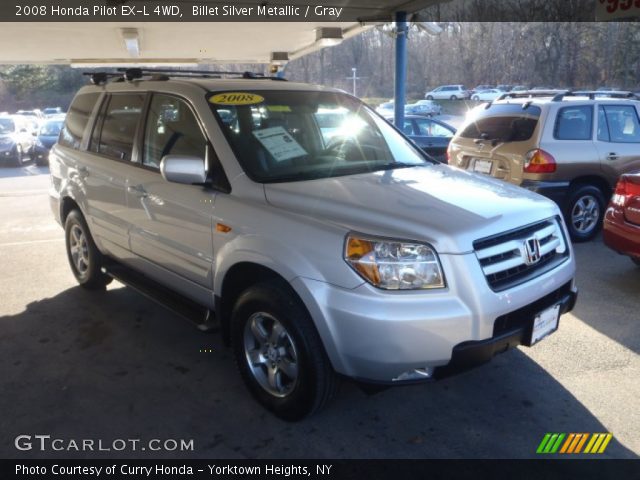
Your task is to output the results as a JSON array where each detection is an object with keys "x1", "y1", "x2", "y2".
[
  {"x1": 291, "y1": 250, "x2": 576, "y2": 383},
  {"x1": 521, "y1": 180, "x2": 570, "y2": 206}
]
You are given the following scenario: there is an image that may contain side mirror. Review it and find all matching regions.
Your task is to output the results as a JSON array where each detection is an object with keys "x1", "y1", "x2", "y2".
[{"x1": 160, "y1": 155, "x2": 206, "y2": 185}]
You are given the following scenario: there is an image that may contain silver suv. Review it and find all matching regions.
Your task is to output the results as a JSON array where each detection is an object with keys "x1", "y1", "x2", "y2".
[{"x1": 50, "y1": 70, "x2": 577, "y2": 420}]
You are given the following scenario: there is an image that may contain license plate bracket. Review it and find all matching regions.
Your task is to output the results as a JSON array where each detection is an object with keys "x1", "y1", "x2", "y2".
[
  {"x1": 473, "y1": 158, "x2": 493, "y2": 175},
  {"x1": 529, "y1": 304, "x2": 560, "y2": 345}
]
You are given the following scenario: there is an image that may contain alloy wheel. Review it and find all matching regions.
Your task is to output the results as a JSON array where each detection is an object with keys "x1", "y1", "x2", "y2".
[
  {"x1": 69, "y1": 224, "x2": 90, "y2": 276},
  {"x1": 571, "y1": 195, "x2": 600, "y2": 234}
]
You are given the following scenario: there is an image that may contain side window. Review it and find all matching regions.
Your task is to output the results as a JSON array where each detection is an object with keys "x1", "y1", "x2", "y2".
[
  {"x1": 601, "y1": 105, "x2": 640, "y2": 143},
  {"x1": 597, "y1": 106, "x2": 610, "y2": 142},
  {"x1": 142, "y1": 94, "x2": 207, "y2": 169},
  {"x1": 59, "y1": 93, "x2": 100, "y2": 149},
  {"x1": 415, "y1": 118, "x2": 453, "y2": 137},
  {"x1": 554, "y1": 105, "x2": 593, "y2": 140},
  {"x1": 94, "y1": 94, "x2": 145, "y2": 161},
  {"x1": 402, "y1": 119, "x2": 414, "y2": 135}
]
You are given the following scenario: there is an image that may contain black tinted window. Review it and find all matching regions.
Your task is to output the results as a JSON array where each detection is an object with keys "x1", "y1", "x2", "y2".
[
  {"x1": 143, "y1": 94, "x2": 207, "y2": 169},
  {"x1": 59, "y1": 93, "x2": 100, "y2": 149},
  {"x1": 460, "y1": 104, "x2": 541, "y2": 141},
  {"x1": 554, "y1": 106, "x2": 593, "y2": 140},
  {"x1": 95, "y1": 94, "x2": 144, "y2": 161}
]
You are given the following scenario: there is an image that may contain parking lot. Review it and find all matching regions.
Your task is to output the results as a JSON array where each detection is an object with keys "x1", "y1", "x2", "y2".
[{"x1": 0, "y1": 165, "x2": 638, "y2": 459}]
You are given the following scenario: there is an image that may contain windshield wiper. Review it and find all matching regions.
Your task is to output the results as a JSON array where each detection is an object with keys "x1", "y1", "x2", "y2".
[{"x1": 372, "y1": 162, "x2": 420, "y2": 172}]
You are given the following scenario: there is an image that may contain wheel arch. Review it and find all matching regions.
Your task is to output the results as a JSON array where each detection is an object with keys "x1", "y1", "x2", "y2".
[{"x1": 568, "y1": 175, "x2": 612, "y2": 201}]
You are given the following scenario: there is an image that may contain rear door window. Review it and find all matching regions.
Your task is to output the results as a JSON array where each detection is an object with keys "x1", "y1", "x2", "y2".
[
  {"x1": 59, "y1": 92, "x2": 101, "y2": 149},
  {"x1": 459, "y1": 104, "x2": 541, "y2": 142},
  {"x1": 554, "y1": 105, "x2": 593, "y2": 140},
  {"x1": 92, "y1": 93, "x2": 145, "y2": 161},
  {"x1": 599, "y1": 105, "x2": 640, "y2": 143}
]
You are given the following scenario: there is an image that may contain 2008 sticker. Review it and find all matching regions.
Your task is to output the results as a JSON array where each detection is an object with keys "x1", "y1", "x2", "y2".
[{"x1": 209, "y1": 92, "x2": 264, "y2": 105}]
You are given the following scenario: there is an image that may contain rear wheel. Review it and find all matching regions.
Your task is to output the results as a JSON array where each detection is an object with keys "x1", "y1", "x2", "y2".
[
  {"x1": 64, "y1": 210, "x2": 112, "y2": 290},
  {"x1": 563, "y1": 185, "x2": 605, "y2": 242},
  {"x1": 450, "y1": 95, "x2": 458, "y2": 100},
  {"x1": 231, "y1": 281, "x2": 338, "y2": 421}
]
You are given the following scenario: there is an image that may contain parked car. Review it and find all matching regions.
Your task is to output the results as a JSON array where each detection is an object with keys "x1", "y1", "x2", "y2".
[
  {"x1": 603, "y1": 172, "x2": 640, "y2": 266},
  {"x1": 511, "y1": 85, "x2": 529, "y2": 92},
  {"x1": 32, "y1": 117, "x2": 64, "y2": 166},
  {"x1": 43, "y1": 107, "x2": 64, "y2": 117},
  {"x1": 0, "y1": 115, "x2": 34, "y2": 166},
  {"x1": 425, "y1": 85, "x2": 471, "y2": 100},
  {"x1": 496, "y1": 84, "x2": 514, "y2": 92},
  {"x1": 448, "y1": 92, "x2": 640, "y2": 241},
  {"x1": 471, "y1": 84, "x2": 494, "y2": 94},
  {"x1": 375, "y1": 100, "x2": 394, "y2": 115},
  {"x1": 50, "y1": 71, "x2": 577, "y2": 420},
  {"x1": 15, "y1": 109, "x2": 44, "y2": 120},
  {"x1": 391, "y1": 114, "x2": 455, "y2": 162},
  {"x1": 471, "y1": 89, "x2": 504, "y2": 101},
  {"x1": 404, "y1": 99, "x2": 442, "y2": 117}
]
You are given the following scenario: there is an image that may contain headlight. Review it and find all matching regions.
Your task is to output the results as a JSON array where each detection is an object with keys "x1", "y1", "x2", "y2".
[{"x1": 344, "y1": 234, "x2": 445, "y2": 290}]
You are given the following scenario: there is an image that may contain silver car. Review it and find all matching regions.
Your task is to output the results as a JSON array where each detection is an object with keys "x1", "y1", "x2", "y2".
[{"x1": 50, "y1": 71, "x2": 577, "y2": 420}]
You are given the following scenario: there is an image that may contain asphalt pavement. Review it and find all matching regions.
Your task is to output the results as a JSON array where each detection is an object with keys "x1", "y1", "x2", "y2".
[{"x1": 0, "y1": 164, "x2": 638, "y2": 459}]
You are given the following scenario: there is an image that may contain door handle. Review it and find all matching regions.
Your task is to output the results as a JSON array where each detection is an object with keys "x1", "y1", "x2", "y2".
[
  {"x1": 607, "y1": 152, "x2": 619, "y2": 161},
  {"x1": 127, "y1": 185, "x2": 148, "y2": 198}
]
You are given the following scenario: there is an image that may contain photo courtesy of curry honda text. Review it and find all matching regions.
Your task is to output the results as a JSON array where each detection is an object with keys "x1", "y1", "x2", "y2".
[{"x1": 49, "y1": 69, "x2": 577, "y2": 420}]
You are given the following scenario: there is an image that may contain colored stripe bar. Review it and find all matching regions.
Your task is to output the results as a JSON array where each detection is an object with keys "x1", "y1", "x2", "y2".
[
  {"x1": 574, "y1": 433, "x2": 589, "y2": 453},
  {"x1": 590, "y1": 434, "x2": 606, "y2": 454},
  {"x1": 598, "y1": 433, "x2": 613, "y2": 453},
  {"x1": 537, "y1": 433, "x2": 552, "y2": 454},
  {"x1": 567, "y1": 434, "x2": 582, "y2": 453},
  {"x1": 550, "y1": 433, "x2": 566, "y2": 453},
  {"x1": 559, "y1": 433, "x2": 575, "y2": 454},
  {"x1": 544, "y1": 434, "x2": 559, "y2": 453},
  {"x1": 584, "y1": 434, "x2": 598, "y2": 453}
]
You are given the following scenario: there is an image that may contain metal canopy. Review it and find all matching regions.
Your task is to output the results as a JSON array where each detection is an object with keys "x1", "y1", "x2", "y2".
[{"x1": 0, "y1": 1, "x2": 439, "y2": 65}]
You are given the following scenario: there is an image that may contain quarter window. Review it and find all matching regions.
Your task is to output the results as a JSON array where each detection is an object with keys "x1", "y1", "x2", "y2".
[
  {"x1": 59, "y1": 93, "x2": 100, "y2": 149},
  {"x1": 415, "y1": 118, "x2": 453, "y2": 137},
  {"x1": 142, "y1": 94, "x2": 207, "y2": 169},
  {"x1": 554, "y1": 106, "x2": 593, "y2": 140}
]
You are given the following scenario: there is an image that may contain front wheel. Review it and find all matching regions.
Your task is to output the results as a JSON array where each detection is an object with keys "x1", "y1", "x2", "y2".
[
  {"x1": 64, "y1": 210, "x2": 112, "y2": 289},
  {"x1": 450, "y1": 95, "x2": 458, "y2": 100},
  {"x1": 426, "y1": 95, "x2": 434, "y2": 100},
  {"x1": 472, "y1": 95, "x2": 480, "y2": 101},
  {"x1": 231, "y1": 281, "x2": 338, "y2": 421},
  {"x1": 563, "y1": 185, "x2": 605, "y2": 242}
]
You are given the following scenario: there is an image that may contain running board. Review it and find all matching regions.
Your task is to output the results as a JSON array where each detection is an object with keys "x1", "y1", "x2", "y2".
[{"x1": 101, "y1": 262, "x2": 218, "y2": 332}]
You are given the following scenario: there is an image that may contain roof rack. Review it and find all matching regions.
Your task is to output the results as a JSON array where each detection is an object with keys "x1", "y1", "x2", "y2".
[
  {"x1": 83, "y1": 67, "x2": 286, "y2": 85},
  {"x1": 496, "y1": 90, "x2": 568, "y2": 101},
  {"x1": 551, "y1": 90, "x2": 639, "y2": 101}
]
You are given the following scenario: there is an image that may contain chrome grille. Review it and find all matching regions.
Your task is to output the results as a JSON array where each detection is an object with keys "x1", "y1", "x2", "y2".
[{"x1": 474, "y1": 218, "x2": 569, "y2": 292}]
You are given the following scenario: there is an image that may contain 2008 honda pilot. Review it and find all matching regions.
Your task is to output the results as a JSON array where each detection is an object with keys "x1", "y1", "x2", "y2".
[{"x1": 49, "y1": 70, "x2": 577, "y2": 420}]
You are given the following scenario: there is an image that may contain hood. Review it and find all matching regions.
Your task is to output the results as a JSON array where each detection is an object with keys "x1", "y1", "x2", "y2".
[{"x1": 264, "y1": 164, "x2": 560, "y2": 254}]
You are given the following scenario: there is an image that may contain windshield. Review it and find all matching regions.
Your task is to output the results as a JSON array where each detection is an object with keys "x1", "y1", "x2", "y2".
[
  {"x1": 208, "y1": 90, "x2": 428, "y2": 183},
  {"x1": 40, "y1": 120, "x2": 63, "y2": 136},
  {"x1": 0, "y1": 118, "x2": 15, "y2": 134}
]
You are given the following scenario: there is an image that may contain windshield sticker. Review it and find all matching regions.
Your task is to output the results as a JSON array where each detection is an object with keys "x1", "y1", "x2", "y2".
[
  {"x1": 209, "y1": 92, "x2": 264, "y2": 106},
  {"x1": 253, "y1": 126, "x2": 307, "y2": 162}
]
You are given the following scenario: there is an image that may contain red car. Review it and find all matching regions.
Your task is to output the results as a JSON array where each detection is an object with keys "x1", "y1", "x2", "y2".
[{"x1": 603, "y1": 172, "x2": 640, "y2": 266}]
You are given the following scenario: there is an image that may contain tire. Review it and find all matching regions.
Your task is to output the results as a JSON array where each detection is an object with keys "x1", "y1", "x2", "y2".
[
  {"x1": 450, "y1": 95, "x2": 458, "y2": 100},
  {"x1": 426, "y1": 95, "x2": 434, "y2": 100},
  {"x1": 472, "y1": 95, "x2": 480, "y2": 101},
  {"x1": 231, "y1": 281, "x2": 338, "y2": 421},
  {"x1": 563, "y1": 184, "x2": 606, "y2": 242},
  {"x1": 64, "y1": 210, "x2": 112, "y2": 290}
]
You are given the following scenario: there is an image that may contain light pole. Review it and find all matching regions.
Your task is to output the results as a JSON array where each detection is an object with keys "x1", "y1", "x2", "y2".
[{"x1": 347, "y1": 67, "x2": 361, "y2": 97}]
